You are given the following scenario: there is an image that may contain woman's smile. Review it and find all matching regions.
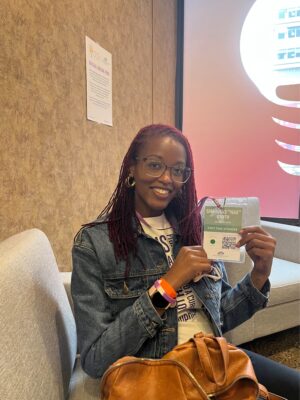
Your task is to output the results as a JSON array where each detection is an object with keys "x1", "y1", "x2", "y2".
[{"x1": 151, "y1": 186, "x2": 172, "y2": 198}]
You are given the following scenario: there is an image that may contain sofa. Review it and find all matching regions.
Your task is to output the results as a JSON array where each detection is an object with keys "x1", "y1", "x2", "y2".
[{"x1": 0, "y1": 197, "x2": 299, "y2": 399}]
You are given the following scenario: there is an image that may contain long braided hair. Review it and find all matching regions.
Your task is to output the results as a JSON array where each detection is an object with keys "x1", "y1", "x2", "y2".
[{"x1": 98, "y1": 124, "x2": 202, "y2": 275}]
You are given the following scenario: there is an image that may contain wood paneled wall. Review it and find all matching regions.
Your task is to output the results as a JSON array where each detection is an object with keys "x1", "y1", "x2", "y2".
[{"x1": 0, "y1": 0, "x2": 177, "y2": 270}]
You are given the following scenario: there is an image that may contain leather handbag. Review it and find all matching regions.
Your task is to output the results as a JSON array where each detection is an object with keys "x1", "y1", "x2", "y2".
[{"x1": 100, "y1": 332, "x2": 286, "y2": 400}]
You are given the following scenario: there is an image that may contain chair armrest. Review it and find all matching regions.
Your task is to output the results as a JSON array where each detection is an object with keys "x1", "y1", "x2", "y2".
[{"x1": 261, "y1": 220, "x2": 300, "y2": 263}]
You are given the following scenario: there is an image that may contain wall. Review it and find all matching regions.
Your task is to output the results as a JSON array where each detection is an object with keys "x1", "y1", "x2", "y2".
[{"x1": 0, "y1": 0, "x2": 177, "y2": 271}]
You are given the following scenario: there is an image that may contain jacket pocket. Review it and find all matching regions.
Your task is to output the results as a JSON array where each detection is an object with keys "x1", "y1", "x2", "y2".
[
  {"x1": 104, "y1": 275, "x2": 147, "y2": 299},
  {"x1": 103, "y1": 263, "x2": 166, "y2": 299},
  {"x1": 104, "y1": 276, "x2": 147, "y2": 316},
  {"x1": 104, "y1": 272, "x2": 162, "y2": 315}
]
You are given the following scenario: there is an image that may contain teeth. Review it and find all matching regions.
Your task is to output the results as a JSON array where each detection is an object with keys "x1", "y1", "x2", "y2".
[{"x1": 154, "y1": 188, "x2": 169, "y2": 194}]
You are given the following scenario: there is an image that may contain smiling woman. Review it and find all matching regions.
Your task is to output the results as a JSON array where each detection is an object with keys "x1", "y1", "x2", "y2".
[{"x1": 71, "y1": 124, "x2": 299, "y2": 399}]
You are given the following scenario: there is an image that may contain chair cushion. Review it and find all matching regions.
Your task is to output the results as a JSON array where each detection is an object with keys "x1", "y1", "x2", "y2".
[
  {"x1": 268, "y1": 257, "x2": 300, "y2": 307},
  {"x1": 69, "y1": 357, "x2": 100, "y2": 400}
]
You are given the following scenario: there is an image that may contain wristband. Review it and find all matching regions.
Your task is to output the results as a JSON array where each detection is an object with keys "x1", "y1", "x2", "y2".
[
  {"x1": 154, "y1": 280, "x2": 176, "y2": 306},
  {"x1": 159, "y1": 278, "x2": 177, "y2": 299}
]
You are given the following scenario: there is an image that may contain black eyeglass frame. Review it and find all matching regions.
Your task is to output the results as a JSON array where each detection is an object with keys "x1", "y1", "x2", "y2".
[{"x1": 135, "y1": 156, "x2": 192, "y2": 184}]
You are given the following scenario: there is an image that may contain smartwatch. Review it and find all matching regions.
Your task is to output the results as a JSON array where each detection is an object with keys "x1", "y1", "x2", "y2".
[{"x1": 148, "y1": 286, "x2": 173, "y2": 310}]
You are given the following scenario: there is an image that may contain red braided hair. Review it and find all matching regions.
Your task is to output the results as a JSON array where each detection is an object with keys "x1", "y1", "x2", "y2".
[{"x1": 98, "y1": 124, "x2": 202, "y2": 274}]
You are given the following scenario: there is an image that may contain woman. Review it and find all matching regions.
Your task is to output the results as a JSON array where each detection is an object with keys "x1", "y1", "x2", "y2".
[{"x1": 71, "y1": 124, "x2": 299, "y2": 398}]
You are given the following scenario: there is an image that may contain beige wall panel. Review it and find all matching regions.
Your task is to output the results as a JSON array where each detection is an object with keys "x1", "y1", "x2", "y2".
[
  {"x1": 153, "y1": 0, "x2": 177, "y2": 124},
  {"x1": 0, "y1": 0, "x2": 176, "y2": 271}
]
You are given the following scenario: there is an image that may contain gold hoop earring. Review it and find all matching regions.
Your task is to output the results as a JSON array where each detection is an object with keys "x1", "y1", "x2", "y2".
[{"x1": 125, "y1": 175, "x2": 135, "y2": 188}]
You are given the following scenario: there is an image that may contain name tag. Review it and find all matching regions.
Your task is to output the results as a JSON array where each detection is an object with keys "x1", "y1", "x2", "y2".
[{"x1": 203, "y1": 206, "x2": 244, "y2": 262}]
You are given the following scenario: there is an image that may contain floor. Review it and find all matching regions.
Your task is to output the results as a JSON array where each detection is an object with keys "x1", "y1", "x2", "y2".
[{"x1": 242, "y1": 326, "x2": 300, "y2": 370}]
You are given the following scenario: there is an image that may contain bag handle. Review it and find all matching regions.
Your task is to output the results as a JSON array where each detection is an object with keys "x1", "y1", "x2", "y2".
[{"x1": 193, "y1": 332, "x2": 229, "y2": 386}]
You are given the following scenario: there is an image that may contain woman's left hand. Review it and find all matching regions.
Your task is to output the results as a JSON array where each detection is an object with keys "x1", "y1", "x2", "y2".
[{"x1": 236, "y1": 226, "x2": 276, "y2": 290}]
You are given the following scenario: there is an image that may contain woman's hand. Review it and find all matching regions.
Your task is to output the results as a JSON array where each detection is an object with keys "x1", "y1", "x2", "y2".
[
  {"x1": 163, "y1": 246, "x2": 212, "y2": 291},
  {"x1": 236, "y1": 226, "x2": 276, "y2": 290}
]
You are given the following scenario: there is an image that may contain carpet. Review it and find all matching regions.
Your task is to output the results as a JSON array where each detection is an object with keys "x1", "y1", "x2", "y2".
[{"x1": 242, "y1": 326, "x2": 300, "y2": 370}]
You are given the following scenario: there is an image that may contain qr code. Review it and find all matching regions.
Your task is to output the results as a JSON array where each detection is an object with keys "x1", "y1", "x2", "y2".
[{"x1": 222, "y1": 236, "x2": 237, "y2": 250}]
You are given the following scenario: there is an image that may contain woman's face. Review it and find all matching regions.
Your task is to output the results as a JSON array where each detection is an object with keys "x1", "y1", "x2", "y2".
[{"x1": 130, "y1": 136, "x2": 187, "y2": 217}]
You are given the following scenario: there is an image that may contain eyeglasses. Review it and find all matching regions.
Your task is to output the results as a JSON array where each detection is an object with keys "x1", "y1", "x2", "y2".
[{"x1": 136, "y1": 156, "x2": 192, "y2": 184}]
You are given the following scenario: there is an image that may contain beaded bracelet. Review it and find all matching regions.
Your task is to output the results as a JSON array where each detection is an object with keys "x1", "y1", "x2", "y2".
[{"x1": 154, "y1": 280, "x2": 177, "y2": 306}]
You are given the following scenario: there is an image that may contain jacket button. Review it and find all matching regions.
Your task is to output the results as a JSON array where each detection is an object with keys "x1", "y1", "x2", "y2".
[{"x1": 123, "y1": 282, "x2": 129, "y2": 294}]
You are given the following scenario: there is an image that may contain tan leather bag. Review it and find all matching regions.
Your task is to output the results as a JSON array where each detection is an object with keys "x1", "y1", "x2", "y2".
[{"x1": 100, "y1": 332, "x2": 286, "y2": 400}]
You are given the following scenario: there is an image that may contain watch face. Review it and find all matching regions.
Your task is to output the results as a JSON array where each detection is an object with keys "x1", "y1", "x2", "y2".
[{"x1": 152, "y1": 291, "x2": 169, "y2": 309}]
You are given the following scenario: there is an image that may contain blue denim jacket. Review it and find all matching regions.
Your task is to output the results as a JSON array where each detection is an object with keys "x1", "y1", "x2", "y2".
[{"x1": 71, "y1": 219, "x2": 270, "y2": 378}]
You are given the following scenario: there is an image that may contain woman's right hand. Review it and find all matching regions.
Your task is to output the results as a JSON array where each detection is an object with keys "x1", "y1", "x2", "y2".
[{"x1": 163, "y1": 246, "x2": 212, "y2": 291}]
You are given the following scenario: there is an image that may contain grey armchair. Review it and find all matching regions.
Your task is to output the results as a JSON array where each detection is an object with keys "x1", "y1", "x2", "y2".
[{"x1": 224, "y1": 202, "x2": 300, "y2": 345}]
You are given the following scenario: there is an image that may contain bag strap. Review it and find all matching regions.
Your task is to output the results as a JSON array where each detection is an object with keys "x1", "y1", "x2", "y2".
[
  {"x1": 193, "y1": 333, "x2": 229, "y2": 386},
  {"x1": 268, "y1": 394, "x2": 287, "y2": 400}
]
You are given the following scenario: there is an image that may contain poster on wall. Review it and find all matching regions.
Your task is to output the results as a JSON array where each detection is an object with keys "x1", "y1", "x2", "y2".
[{"x1": 85, "y1": 36, "x2": 112, "y2": 126}]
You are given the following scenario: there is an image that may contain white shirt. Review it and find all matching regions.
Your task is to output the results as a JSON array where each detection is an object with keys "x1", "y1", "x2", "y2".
[{"x1": 139, "y1": 213, "x2": 214, "y2": 344}]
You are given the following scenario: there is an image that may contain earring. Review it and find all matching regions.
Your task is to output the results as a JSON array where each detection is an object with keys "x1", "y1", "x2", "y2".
[{"x1": 125, "y1": 175, "x2": 135, "y2": 188}]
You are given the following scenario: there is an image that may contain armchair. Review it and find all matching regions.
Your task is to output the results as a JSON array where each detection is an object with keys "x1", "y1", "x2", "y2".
[
  {"x1": 224, "y1": 202, "x2": 300, "y2": 345},
  {"x1": 0, "y1": 229, "x2": 99, "y2": 400}
]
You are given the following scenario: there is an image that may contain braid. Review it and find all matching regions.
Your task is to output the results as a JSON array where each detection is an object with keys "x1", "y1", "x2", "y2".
[
  {"x1": 98, "y1": 124, "x2": 202, "y2": 276},
  {"x1": 98, "y1": 152, "x2": 139, "y2": 268}
]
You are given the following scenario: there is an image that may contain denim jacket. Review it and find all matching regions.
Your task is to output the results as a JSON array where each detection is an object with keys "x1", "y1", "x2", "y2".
[{"x1": 71, "y1": 219, "x2": 270, "y2": 378}]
